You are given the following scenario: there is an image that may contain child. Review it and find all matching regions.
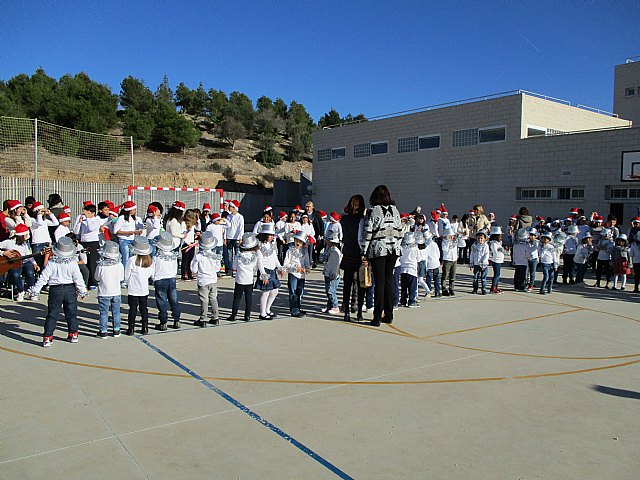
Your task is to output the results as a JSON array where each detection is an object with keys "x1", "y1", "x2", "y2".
[
  {"x1": 416, "y1": 231, "x2": 431, "y2": 298},
  {"x1": 0, "y1": 224, "x2": 38, "y2": 301},
  {"x1": 594, "y1": 228, "x2": 614, "y2": 288},
  {"x1": 73, "y1": 202, "x2": 103, "y2": 290},
  {"x1": 300, "y1": 213, "x2": 316, "y2": 264},
  {"x1": 525, "y1": 228, "x2": 540, "y2": 292},
  {"x1": 275, "y1": 211, "x2": 288, "y2": 264},
  {"x1": 29, "y1": 201, "x2": 58, "y2": 269},
  {"x1": 399, "y1": 231, "x2": 419, "y2": 307},
  {"x1": 283, "y1": 231, "x2": 311, "y2": 318},
  {"x1": 256, "y1": 223, "x2": 283, "y2": 320},
  {"x1": 573, "y1": 233, "x2": 593, "y2": 285},
  {"x1": 229, "y1": 232, "x2": 266, "y2": 322},
  {"x1": 538, "y1": 233, "x2": 555, "y2": 294},
  {"x1": 322, "y1": 230, "x2": 342, "y2": 314},
  {"x1": 145, "y1": 204, "x2": 163, "y2": 255},
  {"x1": 95, "y1": 241, "x2": 124, "y2": 338},
  {"x1": 153, "y1": 232, "x2": 181, "y2": 330},
  {"x1": 125, "y1": 236, "x2": 154, "y2": 335},
  {"x1": 190, "y1": 231, "x2": 222, "y2": 326},
  {"x1": 488, "y1": 226, "x2": 505, "y2": 294},
  {"x1": 181, "y1": 209, "x2": 200, "y2": 281},
  {"x1": 441, "y1": 227, "x2": 459, "y2": 296},
  {"x1": 512, "y1": 228, "x2": 529, "y2": 291},
  {"x1": 611, "y1": 234, "x2": 631, "y2": 290},
  {"x1": 470, "y1": 230, "x2": 490, "y2": 295},
  {"x1": 630, "y1": 232, "x2": 640, "y2": 293},
  {"x1": 325, "y1": 212, "x2": 343, "y2": 244},
  {"x1": 205, "y1": 213, "x2": 226, "y2": 259},
  {"x1": 54, "y1": 212, "x2": 72, "y2": 242},
  {"x1": 424, "y1": 230, "x2": 442, "y2": 297},
  {"x1": 28, "y1": 237, "x2": 88, "y2": 347},
  {"x1": 562, "y1": 225, "x2": 579, "y2": 284}
]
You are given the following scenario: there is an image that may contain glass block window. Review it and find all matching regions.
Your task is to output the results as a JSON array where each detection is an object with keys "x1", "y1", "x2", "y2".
[
  {"x1": 331, "y1": 147, "x2": 346, "y2": 160},
  {"x1": 316, "y1": 148, "x2": 331, "y2": 162},
  {"x1": 419, "y1": 135, "x2": 440, "y2": 149},
  {"x1": 452, "y1": 128, "x2": 478, "y2": 147},
  {"x1": 479, "y1": 126, "x2": 506, "y2": 143},
  {"x1": 398, "y1": 136, "x2": 418, "y2": 153},
  {"x1": 354, "y1": 143, "x2": 371, "y2": 158},
  {"x1": 370, "y1": 142, "x2": 388, "y2": 155}
]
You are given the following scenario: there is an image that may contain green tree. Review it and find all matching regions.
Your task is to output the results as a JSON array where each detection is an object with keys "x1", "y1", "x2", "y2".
[
  {"x1": 220, "y1": 116, "x2": 246, "y2": 150},
  {"x1": 122, "y1": 109, "x2": 155, "y2": 147},
  {"x1": 343, "y1": 113, "x2": 367, "y2": 124},
  {"x1": 318, "y1": 108, "x2": 342, "y2": 128},
  {"x1": 154, "y1": 75, "x2": 174, "y2": 106},
  {"x1": 206, "y1": 88, "x2": 227, "y2": 125},
  {"x1": 4, "y1": 69, "x2": 56, "y2": 119},
  {"x1": 273, "y1": 97, "x2": 287, "y2": 119},
  {"x1": 175, "y1": 82, "x2": 195, "y2": 113},
  {"x1": 254, "y1": 109, "x2": 278, "y2": 137},
  {"x1": 255, "y1": 129, "x2": 282, "y2": 168},
  {"x1": 284, "y1": 101, "x2": 314, "y2": 161},
  {"x1": 226, "y1": 91, "x2": 254, "y2": 132},
  {"x1": 256, "y1": 95, "x2": 273, "y2": 112},
  {"x1": 0, "y1": 82, "x2": 26, "y2": 117},
  {"x1": 151, "y1": 102, "x2": 200, "y2": 152},
  {"x1": 120, "y1": 76, "x2": 154, "y2": 113},
  {"x1": 192, "y1": 83, "x2": 208, "y2": 116}
]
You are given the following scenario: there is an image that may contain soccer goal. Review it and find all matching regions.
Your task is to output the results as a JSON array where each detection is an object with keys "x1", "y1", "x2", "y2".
[{"x1": 127, "y1": 186, "x2": 225, "y2": 213}]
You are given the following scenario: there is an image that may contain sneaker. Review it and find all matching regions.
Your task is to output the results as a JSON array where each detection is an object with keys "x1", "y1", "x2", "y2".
[
  {"x1": 89, "y1": 286, "x2": 97, "y2": 291},
  {"x1": 407, "y1": 303, "x2": 420, "y2": 308},
  {"x1": 258, "y1": 315, "x2": 271, "y2": 320},
  {"x1": 43, "y1": 336, "x2": 53, "y2": 348},
  {"x1": 194, "y1": 320, "x2": 206, "y2": 327},
  {"x1": 15, "y1": 292, "x2": 25, "y2": 302},
  {"x1": 113, "y1": 330, "x2": 121, "y2": 337},
  {"x1": 68, "y1": 332, "x2": 79, "y2": 343},
  {"x1": 526, "y1": 286, "x2": 534, "y2": 292},
  {"x1": 96, "y1": 331, "x2": 108, "y2": 339},
  {"x1": 321, "y1": 307, "x2": 329, "y2": 313},
  {"x1": 393, "y1": 305, "x2": 399, "y2": 311},
  {"x1": 449, "y1": 290, "x2": 455, "y2": 297},
  {"x1": 30, "y1": 294, "x2": 40, "y2": 301},
  {"x1": 155, "y1": 323, "x2": 168, "y2": 331},
  {"x1": 328, "y1": 307, "x2": 340, "y2": 315},
  {"x1": 208, "y1": 318, "x2": 219, "y2": 325},
  {"x1": 362, "y1": 306, "x2": 368, "y2": 313},
  {"x1": 172, "y1": 321, "x2": 181, "y2": 329}
]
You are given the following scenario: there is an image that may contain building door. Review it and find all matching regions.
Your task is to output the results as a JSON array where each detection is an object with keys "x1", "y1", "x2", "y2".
[{"x1": 609, "y1": 203, "x2": 624, "y2": 223}]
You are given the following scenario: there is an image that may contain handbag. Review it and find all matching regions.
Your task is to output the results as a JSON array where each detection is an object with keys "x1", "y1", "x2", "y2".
[{"x1": 359, "y1": 262, "x2": 373, "y2": 288}]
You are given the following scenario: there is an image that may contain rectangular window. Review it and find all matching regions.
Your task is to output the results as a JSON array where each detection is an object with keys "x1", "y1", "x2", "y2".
[
  {"x1": 370, "y1": 141, "x2": 388, "y2": 155},
  {"x1": 354, "y1": 143, "x2": 371, "y2": 158},
  {"x1": 452, "y1": 128, "x2": 478, "y2": 147},
  {"x1": 331, "y1": 147, "x2": 346, "y2": 160},
  {"x1": 629, "y1": 189, "x2": 640, "y2": 199},
  {"x1": 626, "y1": 87, "x2": 636, "y2": 96},
  {"x1": 611, "y1": 188, "x2": 628, "y2": 199},
  {"x1": 527, "y1": 126, "x2": 546, "y2": 137},
  {"x1": 479, "y1": 126, "x2": 506, "y2": 143},
  {"x1": 536, "y1": 189, "x2": 552, "y2": 198},
  {"x1": 317, "y1": 148, "x2": 331, "y2": 162},
  {"x1": 547, "y1": 128, "x2": 565, "y2": 136},
  {"x1": 397, "y1": 136, "x2": 418, "y2": 153},
  {"x1": 419, "y1": 135, "x2": 440, "y2": 150},
  {"x1": 558, "y1": 187, "x2": 571, "y2": 200},
  {"x1": 520, "y1": 189, "x2": 535, "y2": 199},
  {"x1": 571, "y1": 189, "x2": 584, "y2": 199}
]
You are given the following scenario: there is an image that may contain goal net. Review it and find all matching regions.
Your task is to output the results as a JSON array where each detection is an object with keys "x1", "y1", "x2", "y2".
[{"x1": 127, "y1": 186, "x2": 225, "y2": 214}]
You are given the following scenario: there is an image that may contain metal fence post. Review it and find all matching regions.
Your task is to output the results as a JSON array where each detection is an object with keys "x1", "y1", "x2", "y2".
[
  {"x1": 130, "y1": 136, "x2": 135, "y2": 186},
  {"x1": 34, "y1": 118, "x2": 38, "y2": 198}
]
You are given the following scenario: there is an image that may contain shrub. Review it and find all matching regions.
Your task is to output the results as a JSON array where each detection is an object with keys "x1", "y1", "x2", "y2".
[
  {"x1": 222, "y1": 166, "x2": 236, "y2": 182},
  {"x1": 208, "y1": 162, "x2": 223, "y2": 172}
]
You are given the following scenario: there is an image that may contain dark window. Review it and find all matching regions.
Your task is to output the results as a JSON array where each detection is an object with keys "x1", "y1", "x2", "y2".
[
  {"x1": 558, "y1": 188, "x2": 571, "y2": 200},
  {"x1": 629, "y1": 189, "x2": 640, "y2": 198},
  {"x1": 479, "y1": 127, "x2": 506, "y2": 143},
  {"x1": 419, "y1": 135, "x2": 440, "y2": 149},
  {"x1": 370, "y1": 142, "x2": 388, "y2": 155},
  {"x1": 527, "y1": 127, "x2": 546, "y2": 137},
  {"x1": 611, "y1": 188, "x2": 628, "y2": 199},
  {"x1": 536, "y1": 189, "x2": 551, "y2": 198},
  {"x1": 571, "y1": 189, "x2": 584, "y2": 199},
  {"x1": 331, "y1": 148, "x2": 346, "y2": 160},
  {"x1": 626, "y1": 88, "x2": 636, "y2": 96}
]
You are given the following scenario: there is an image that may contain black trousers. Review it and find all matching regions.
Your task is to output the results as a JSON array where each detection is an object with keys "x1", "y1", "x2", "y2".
[
  {"x1": 83, "y1": 240, "x2": 100, "y2": 287},
  {"x1": 231, "y1": 283, "x2": 253, "y2": 320},
  {"x1": 127, "y1": 295, "x2": 148, "y2": 328},
  {"x1": 342, "y1": 266, "x2": 366, "y2": 315},
  {"x1": 514, "y1": 265, "x2": 527, "y2": 290},
  {"x1": 181, "y1": 247, "x2": 195, "y2": 278},
  {"x1": 370, "y1": 254, "x2": 398, "y2": 322}
]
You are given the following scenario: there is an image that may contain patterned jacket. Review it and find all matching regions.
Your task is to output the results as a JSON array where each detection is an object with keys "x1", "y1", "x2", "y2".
[{"x1": 361, "y1": 205, "x2": 403, "y2": 258}]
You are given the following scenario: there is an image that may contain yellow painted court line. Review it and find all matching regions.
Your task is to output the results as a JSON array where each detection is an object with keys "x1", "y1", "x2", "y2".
[{"x1": 513, "y1": 358, "x2": 640, "y2": 379}]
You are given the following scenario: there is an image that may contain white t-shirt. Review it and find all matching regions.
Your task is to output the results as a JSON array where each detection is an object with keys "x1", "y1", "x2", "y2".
[
  {"x1": 125, "y1": 256, "x2": 154, "y2": 296},
  {"x1": 114, "y1": 216, "x2": 143, "y2": 241},
  {"x1": 95, "y1": 262, "x2": 125, "y2": 297}
]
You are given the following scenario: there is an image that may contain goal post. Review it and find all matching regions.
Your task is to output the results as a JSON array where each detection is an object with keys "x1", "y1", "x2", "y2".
[{"x1": 127, "y1": 186, "x2": 225, "y2": 213}]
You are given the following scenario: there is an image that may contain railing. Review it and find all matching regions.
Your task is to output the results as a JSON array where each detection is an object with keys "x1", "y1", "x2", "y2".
[{"x1": 626, "y1": 56, "x2": 640, "y2": 63}]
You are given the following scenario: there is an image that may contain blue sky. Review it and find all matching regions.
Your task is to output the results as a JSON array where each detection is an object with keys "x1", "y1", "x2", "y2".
[{"x1": 1, "y1": 1, "x2": 638, "y2": 121}]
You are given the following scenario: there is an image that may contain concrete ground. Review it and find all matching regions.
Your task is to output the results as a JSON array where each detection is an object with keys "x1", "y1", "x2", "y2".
[{"x1": 1, "y1": 265, "x2": 639, "y2": 479}]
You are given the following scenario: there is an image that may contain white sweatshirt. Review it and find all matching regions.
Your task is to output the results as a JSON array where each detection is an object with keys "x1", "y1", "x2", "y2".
[
  {"x1": 206, "y1": 222, "x2": 226, "y2": 246},
  {"x1": 54, "y1": 225, "x2": 71, "y2": 242},
  {"x1": 114, "y1": 216, "x2": 144, "y2": 241},
  {"x1": 153, "y1": 254, "x2": 178, "y2": 281},
  {"x1": 470, "y1": 242, "x2": 490, "y2": 268},
  {"x1": 283, "y1": 247, "x2": 310, "y2": 279},
  {"x1": 441, "y1": 239, "x2": 459, "y2": 262},
  {"x1": 95, "y1": 262, "x2": 125, "y2": 297},
  {"x1": 190, "y1": 252, "x2": 221, "y2": 287},
  {"x1": 125, "y1": 256, "x2": 154, "y2": 296},
  {"x1": 425, "y1": 242, "x2": 441, "y2": 270},
  {"x1": 31, "y1": 213, "x2": 58, "y2": 244},
  {"x1": 232, "y1": 249, "x2": 265, "y2": 285},
  {"x1": 32, "y1": 260, "x2": 86, "y2": 294},
  {"x1": 400, "y1": 244, "x2": 418, "y2": 277},
  {"x1": 259, "y1": 241, "x2": 282, "y2": 270},
  {"x1": 145, "y1": 217, "x2": 162, "y2": 239},
  {"x1": 488, "y1": 240, "x2": 505, "y2": 264}
]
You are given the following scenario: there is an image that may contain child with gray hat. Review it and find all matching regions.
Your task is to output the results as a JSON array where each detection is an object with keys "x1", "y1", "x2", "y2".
[
  {"x1": 190, "y1": 231, "x2": 222, "y2": 326},
  {"x1": 228, "y1": 233, "x2": 266, "y2": 322},
  {"x1": 29, "y1": 236, "x2": 88, "y2": 347},
  {"x1": 125, "y1": 236, "x2": 154, "y2": 335},
  {"x1": 95, "y1": 240, "x2": 125, "y2": 338},
  {"x1": 153, "y1": 232, "x2": 181, "y2": 330}
]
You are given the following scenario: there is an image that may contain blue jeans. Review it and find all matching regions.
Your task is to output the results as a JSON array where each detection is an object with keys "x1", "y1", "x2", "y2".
[
  {"x1": 540, "y1": 263, "x2": 555, "y2": 293},
  {"x1": 148, "y1": 236, "x2": 158, "y2": 257},
  {"x1": 7, "y1": 262, "x2": 36, "y2": 293},
  {"x1": 392, "y1": 266, "x2": 401, "y2": 307},
  {"x1": 119, "y1": 239, "x2": 134, "y2": 270},
  {"x1": 473, "y1": 266, "x2": 488, "y2": 292},
  {"x1": 490, "y1": 261, "x2": 502, "y2": 290},
  {"x1": 154, "y1": 277, "x2": 180, "y2": 323},
  {"x1": 426, "y1": 268, "x2": 441, "y2": 295},
  {"x1": 527, "y1": 259, "x2": 539, "y2": 288},
  {"x1": 98, "y1": 295, "x2": 121, "y2": 332},
  {"x1": 324, "y1": 276, "x2": 340, "y2": 309},
  {"x1": 225, "y1": 239, "x2": 239, "y2": 274},
  {"x1": 288, "y1": 274, "x2": 305, "y2": 315},
  {"x1": 31, "y1": 242, "x2": 50, "y2": 269},
  {"x1": 44, "y1": 284, "x2": 79, "y2": 337},
  {"x1": 400, "y1": 273, "x2": 417, "y2": 305}
]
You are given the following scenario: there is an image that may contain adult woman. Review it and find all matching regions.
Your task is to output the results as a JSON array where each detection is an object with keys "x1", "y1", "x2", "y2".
[
  {"x1": 361, "y1": 185, "x2": 402, "y2": 326},
  {"x1": 515, "y1": 207, "x2": 532, "y2": 231},
  {"x1": 470, "y1": 204, "x2": 490, "y2": 238},
  {"x1": 339, "y1": 194, "x2": 366, "y2": 322}
]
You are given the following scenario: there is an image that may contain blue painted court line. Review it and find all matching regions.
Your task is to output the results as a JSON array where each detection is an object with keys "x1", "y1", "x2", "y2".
[{"x1": 136, "y1": 336, "x2": 354, "y2": 480}]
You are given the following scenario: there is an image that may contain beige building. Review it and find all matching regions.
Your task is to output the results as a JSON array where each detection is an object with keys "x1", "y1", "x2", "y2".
[{"x1": 312, "y1": 60, "x2": 640, "y2": 225}]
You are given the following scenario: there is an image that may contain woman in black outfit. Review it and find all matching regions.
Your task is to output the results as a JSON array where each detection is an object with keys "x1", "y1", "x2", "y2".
[
  {"x1": 361, "y1": 185, "x2": 402, "y2": 326},
  {"x1": 339, "y1": 195, "x2": 366, "y2": 322}
]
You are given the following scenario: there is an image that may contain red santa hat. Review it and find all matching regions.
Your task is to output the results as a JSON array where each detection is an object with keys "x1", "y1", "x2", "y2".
[
  {"x1": 439, "y1": 203, "x2": 448, "y2": 214},
  {"x1": 202, "y1": 203, "x2": 211, "y2": 212},
  {"x1": 58, "y1": 212, "x2": 71, "y2": 222},
  {"x1": 307, "y1": 235, "x2": 317, "y2": 245},
  {"x1": 13, "y1": 223, "x2": 30, "y2": 236},
  {"x1": 569, "y1": 208, "x2": 579, "y2": 215},
  {"x1": 105, "y1": 201, "x2": 115, "y2": 209},
  {"x1": 535, "y1": 215, "x2": 544, "y2": 221},
  {"x1": 173, "y1": 201, "x2": 186, "y2": 211},
  {"x1": 431, "y1": 210, "x2": 439, "y2": 221},
  {"x1": 294, "y1": 205, "x2": 301, "y2": 212},
  {"x1": 83, "y1": 201, "x2": 94, "y2": 208},
  {"x1": 110, "y1": 204, "x2": 121, "y2": 216},
  {"x1": 123, "y1": 201, "x2": 137, "y2": 212},
  {"x1": 32, "y1": 201, "x2": 45, "y2": 211},
  {"x1": 279, "y1": 211, "x2": 287, "y2": 219},
  {"x1": 319, "y1": 210, "x2": 328, "y2": 219},
  {"x1": 329, "y1": 211, "x2": 340, "y2": 222},
  {"x1": 211, "y1": 213, "x2": 221, "y2": 221},
  {"x1": 632, "y1": 217, "x2": 640, "y2": 224},
  {"x1": 63, "y1": 205, "x2": 72, "y2": 213},
  {"x1": 510, "y1": 214, "x2": 517, "y2": 220},
  {"x1": 223, "y1": 200, "x2": 230, "y2": 206},
  {"x1": 230, "y1": 200, "x2": 240, "y2": 210},
  {"x1": 147, "y1": 204, "x2": 159, "y2": 214},
  {"x1": 7, "y1": 200, "x2": 22, "y2": 211},
  {"x1": 263, "y1": 205, "x2": 273, "y2": 213},
  {"x1": 400, "y1": 213, "x2": 410, "y2": 219},
  {"x1": 594, "y1": 215, "x2": 603, "y2": 222}
]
